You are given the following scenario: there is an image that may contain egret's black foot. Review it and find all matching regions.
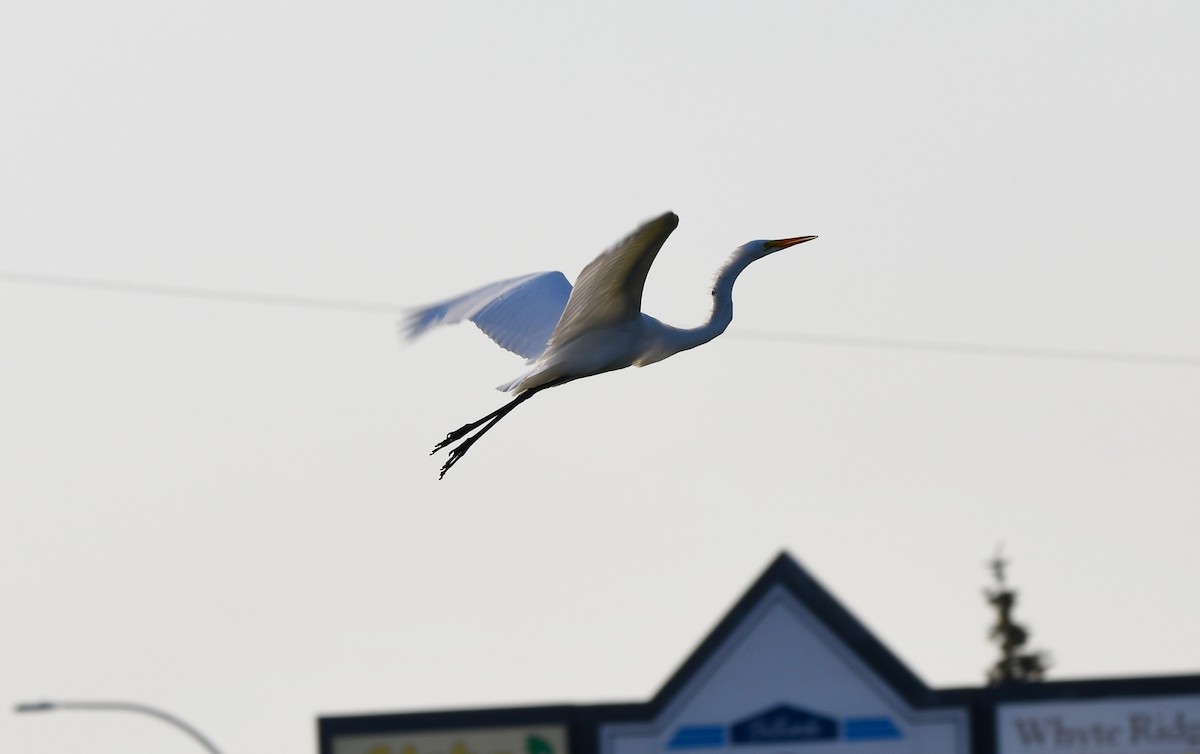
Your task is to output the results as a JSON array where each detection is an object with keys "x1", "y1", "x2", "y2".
[
  {"x1": 438, "y1": 432, "x2": 483, "y2": 479},
  {"x1": 431, "y1": 422, "x2": 475, "y2": 455}
]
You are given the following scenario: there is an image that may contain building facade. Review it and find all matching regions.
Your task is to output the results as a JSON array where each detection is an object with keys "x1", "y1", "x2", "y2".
[{"x1": 319, "y1": 554, "x2": 1200, "y2": 754}]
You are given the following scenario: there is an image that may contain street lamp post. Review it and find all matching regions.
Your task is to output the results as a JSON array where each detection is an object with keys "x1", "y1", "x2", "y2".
[{"x1": 15, "y1": 699, "x2": 225, "y2": 754}]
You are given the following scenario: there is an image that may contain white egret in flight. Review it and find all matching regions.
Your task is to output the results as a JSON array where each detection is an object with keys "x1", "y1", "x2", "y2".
[{"x1": 404, "y1": 212, "x2": 816, "y2": 478}]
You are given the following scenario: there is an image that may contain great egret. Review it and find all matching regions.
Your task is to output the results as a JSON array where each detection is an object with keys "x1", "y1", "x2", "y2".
[{"x1": 404, "y1": 212, "x2": 816, "y2": 478}]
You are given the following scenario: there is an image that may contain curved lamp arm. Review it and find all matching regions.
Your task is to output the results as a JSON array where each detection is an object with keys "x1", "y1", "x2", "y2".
[{"x1": 15, "y1": 699, "x2": 224, "y2": 754}]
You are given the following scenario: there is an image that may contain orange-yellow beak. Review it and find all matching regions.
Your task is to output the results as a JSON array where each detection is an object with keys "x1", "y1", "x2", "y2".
[{"x1": 764, "y1": 235, "x2": 818, "y2": 252}]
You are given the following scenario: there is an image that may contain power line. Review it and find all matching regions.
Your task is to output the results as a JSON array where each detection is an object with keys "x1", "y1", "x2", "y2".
[
  {"x1": 734, "y1": 329, "x2": 1200, "y2": 368},
  {"x1": 3, "y1": 269, "x2": 1197, "y2": 368},
  {"x1": 0, "y1": 270, "x2": 403, "y2": 314}
]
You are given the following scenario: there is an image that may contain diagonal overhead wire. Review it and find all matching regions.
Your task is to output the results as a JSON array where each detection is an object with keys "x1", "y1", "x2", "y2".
[
  {"x1": 2, "y1": 269, "x2": 1198, "y2": 368},
  {"x1": 0, "y1": 269, "x2": 404, "y2": 314},
  {"x1": 733, "y1": 329, "x2": 1200, "y2": 368}
]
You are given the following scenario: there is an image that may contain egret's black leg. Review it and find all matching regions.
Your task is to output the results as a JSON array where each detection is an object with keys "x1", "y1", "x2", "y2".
[
  {"x1": 432, "y1": 386, "x2": 544, "y2": 479},
  {"x1": 431, "y1": 401, "x2": 515, "y2": 454}
]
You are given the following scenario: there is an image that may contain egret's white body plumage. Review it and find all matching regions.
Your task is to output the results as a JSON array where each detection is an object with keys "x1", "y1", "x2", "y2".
[{"x1": 404, "y1": 211, "x2": 816, "y2": 478}]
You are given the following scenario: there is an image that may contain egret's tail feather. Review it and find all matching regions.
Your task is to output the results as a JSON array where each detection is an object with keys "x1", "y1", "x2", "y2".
[{"x1": 495, "y1": 373, "x2": 530, "y2": 393}]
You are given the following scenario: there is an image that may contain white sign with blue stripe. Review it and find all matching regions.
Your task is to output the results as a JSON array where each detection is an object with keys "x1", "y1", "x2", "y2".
[{"x1": 668, "y1": 704, "x2": 902, "y2": 748}]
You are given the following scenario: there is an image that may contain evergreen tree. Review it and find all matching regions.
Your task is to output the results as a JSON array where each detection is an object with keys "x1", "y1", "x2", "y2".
[{"x1": 985, "y1": 550, "x2": 1050, "y2": 684}]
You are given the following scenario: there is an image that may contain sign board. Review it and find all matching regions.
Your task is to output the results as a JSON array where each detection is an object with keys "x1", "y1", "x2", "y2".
[
  {"x1": 329, "y1": 725, "x2": 568, "y2": 754},
  {"x1": 998, "y1": 696, "x2": 1200, "y2": 754}
]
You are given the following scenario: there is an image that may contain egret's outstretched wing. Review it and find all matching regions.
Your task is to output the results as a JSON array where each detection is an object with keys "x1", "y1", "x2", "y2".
[
  {"x1": 402, "y1": 271, "x2": 572, "y2": 360},
  {"x1": 548, "y1": 212, "x2": 679, "y2": 347}
]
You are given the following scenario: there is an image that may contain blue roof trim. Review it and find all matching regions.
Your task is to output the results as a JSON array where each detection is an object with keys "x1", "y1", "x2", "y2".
[
  {"x1": 668, "y1": 725, "x2": 727, "y2": 749},
  {"x1": 843, "y1": 717, "x2": 903, "y2": 741}
]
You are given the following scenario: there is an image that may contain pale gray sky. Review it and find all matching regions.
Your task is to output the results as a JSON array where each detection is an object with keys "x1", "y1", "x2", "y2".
[{"x1": 3, "y1": 3, "x2": 1198, "y2": 753}]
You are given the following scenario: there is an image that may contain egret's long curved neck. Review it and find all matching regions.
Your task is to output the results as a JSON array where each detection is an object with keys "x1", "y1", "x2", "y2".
[{"x1": 658, "y1": 250, "x2": 756, "y2": 356}]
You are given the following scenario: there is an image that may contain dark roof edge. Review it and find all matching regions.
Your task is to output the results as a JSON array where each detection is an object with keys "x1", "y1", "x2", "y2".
[
  {"x1": 646, "y1": 551, "x2": 937, "y2": 712},
  {"x1": 319, "y1": 704, "x2": 579, "y2": 735}
]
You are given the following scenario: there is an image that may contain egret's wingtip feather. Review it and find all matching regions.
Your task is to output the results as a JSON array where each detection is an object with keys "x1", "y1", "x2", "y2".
[
  {"x1": 397, "y1": 271, "x2": 572, "y2": 360},
  {"x1": 398, "y1": 307, "x2": 442, "y2": 342}
]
